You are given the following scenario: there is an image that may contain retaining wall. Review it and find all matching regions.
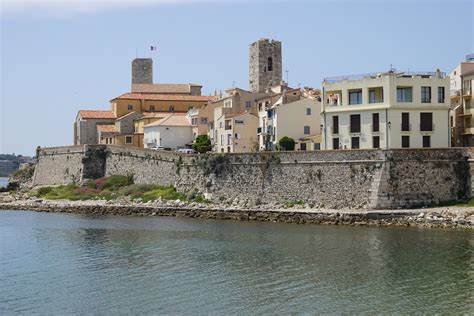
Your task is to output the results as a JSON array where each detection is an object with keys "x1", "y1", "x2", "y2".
[{"x1": 32, "y1": 145, "x2": 473, "y2": 210}]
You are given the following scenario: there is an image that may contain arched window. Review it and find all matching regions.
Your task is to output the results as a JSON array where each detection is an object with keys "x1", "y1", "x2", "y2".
[
  {"x1": 267, "y1": 57, "x2": 273, "y2": 71},
  {"x1": 150, "y1": 105, "x2": 155, "y2": 112}
]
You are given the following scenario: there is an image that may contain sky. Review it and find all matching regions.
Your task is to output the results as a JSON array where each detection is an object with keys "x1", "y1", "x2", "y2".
[{"x1": 1, "y1": 0, "x2": 473, "y2": 156}]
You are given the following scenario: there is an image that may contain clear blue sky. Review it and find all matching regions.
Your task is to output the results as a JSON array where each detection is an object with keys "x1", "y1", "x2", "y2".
[{"x1": 1, "y1": 0, "x2": 473, "y2": 156}]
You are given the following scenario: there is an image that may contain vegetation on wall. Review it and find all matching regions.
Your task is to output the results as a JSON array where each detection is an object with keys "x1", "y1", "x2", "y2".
[{"x1": 34, "y1": 175, "x2": 206, "y2": 203}]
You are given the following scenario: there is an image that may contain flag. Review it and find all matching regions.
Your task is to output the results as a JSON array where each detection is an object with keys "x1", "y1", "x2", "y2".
[{"x1": 150, "y1": 46, "x2": 157, "y2": 51}]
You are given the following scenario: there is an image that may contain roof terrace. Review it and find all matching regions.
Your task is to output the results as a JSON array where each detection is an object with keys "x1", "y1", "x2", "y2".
[{"x1": 323, "y1": 70, "x2": 446, "y2": 84}]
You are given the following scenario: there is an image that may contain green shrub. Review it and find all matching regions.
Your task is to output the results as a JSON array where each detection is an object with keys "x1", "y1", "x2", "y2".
[
  {"x1": 37, "y1": 186, "x2": 53, "y2": 196},
  {"x1": 142, "y1": 186, "x2": 187, "y2": 202}
]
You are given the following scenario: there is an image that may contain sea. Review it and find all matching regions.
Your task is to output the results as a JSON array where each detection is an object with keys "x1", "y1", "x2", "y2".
[{"x1": 0, "y1": 210, "x2": 472, "y2": 314}]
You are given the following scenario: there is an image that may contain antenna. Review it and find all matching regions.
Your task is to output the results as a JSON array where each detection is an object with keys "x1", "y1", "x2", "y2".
[
  {"x1": 285, "y1": 70, "x2": 289, "y2": 86},
  {"x1": 232, "y1": 80, "x2": 236, "y2": 88}
]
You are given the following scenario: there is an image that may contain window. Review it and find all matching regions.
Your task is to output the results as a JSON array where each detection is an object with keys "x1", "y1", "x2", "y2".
[
  {"x1": 235, "y1": 133, "x2": 240, "y2": 139},
  {"x1": 333, "y1": 116, "x2": 339, "y2": 134},
  {"x1": 200, "y1": 117, "x2": 208, "y2": 124},
  {"x1": 401, "y1": 112, "x2": 410, "y2": 131},
  {"x1": 423, "y1": 135, "x2": 431, "y2": 148},
  {"x1": 369, "y1": 88, "x2": 383, "y2": 103},
  {"x1": 397, "y1": 87, "x2": 412, "y2": 102},
  {"x1": 149, "y1": 105, "x2": 155, "y2": 112},
  {"x1": 438, "y1": 87, "x2": 445, "y2": 103},
  {"x1": 125, "y1": 136, "x2": 133, "y2": 144},
  {"x1": 373, "y1": 136, "x2": 380, "y2": 149},
  {"x1": 127, "y1": 104, "x2": 133, "y2": 111},
  {"x1": 351, "y1": 137, "x2": 360, "y2": 149},
  {"x1": 220, "y1": 134, "x2": 223, "y2": 145},
  {"x1": 300, "y1": 143, "x2": 307, "y2": 151},
  {"x1": 306, "y1": 108, "x2": 312, "y2": 115},
  {"x1": 372, "y1": 113, "x2": 379, "y2": 132},
  {"x1": 227, "y1": 134, "x2": 232, "y2": 145},
  {"x1": 267, "y1": 57, "x2": 273, "y2": 71},
  {"x1": 267, "y1": 109, "x2": 273, "y2": 118},
  {"x1": 304, "y1": 126, "x2": 310, "y2": 135},
  {"x1": 234, "y1": 120, "x2": 244, "y2": 124},
  {"x1": 420, "y1": 112, "x2": 433, "y2": 131},
  {"x1": 350, "y1": 114, "x2": 361, "y2": 133},
  {"x1": 169, "y1": 105, "x2": 175, "y2": 112},
  {"x1": 421, "y1": 86, "x2": 431, "y2": 103},
  {"x1": 349, "y1": 90, "x2": 362, "y2": 105},
  {"x1": 245, "y1": 101, "x2": 252, "y2": 108},
  {"x1": 402, "y1": 136, "x2": 410, "y2": 148},
  {"x1": 191, "y1": 118, "x2": 198, "y2": 125},
  {"x1": 333, "y1": 138, "x2": 340, "y2": 150},
  {"x1": 224, "y1": 100, "x2": 232, "y2": 108}
]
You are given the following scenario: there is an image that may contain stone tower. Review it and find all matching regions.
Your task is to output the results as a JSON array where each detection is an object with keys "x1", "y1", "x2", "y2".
[
  {"x1": 132, "y1": 58, "x2": 153, "y2": 85},
  {"x1": 249, "y1": 38, "x2": 282, "y2": 93}
]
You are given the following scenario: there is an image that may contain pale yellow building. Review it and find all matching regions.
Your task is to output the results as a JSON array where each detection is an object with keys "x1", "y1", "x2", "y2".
[
  {"x1": 214, "y1": 112, "x2": 259, "y2": 153},
  {"x1": 321, "y1": 70, "x2": 450, "y2": 150}
]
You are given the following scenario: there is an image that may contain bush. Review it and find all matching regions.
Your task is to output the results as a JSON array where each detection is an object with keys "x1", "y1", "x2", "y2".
[
  {"x1": 193, "y1": 135, "x2": 212, "y2": 154},
  {"x1": 278, "y1": 136, "x2": 295, "y2": 151},
  {"x1": 142, "y1": 186, "x2": 187, "y2": 202},
  {"x1": 95, "y1": 175, "x2": 134, "y2": 190},
  {"x1": 37, "y1": 186, "x2": 53, "y2": 196}
]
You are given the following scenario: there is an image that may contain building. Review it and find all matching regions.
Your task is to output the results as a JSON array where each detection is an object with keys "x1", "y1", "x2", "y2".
[
  {"x1": 74, "y1": 57, "x2": 215, "y2": 147},
  {"x1": 249, "y1": 38, "x2": 283, "y2": 93},
  {"x1": 74, "y1": 110, "x2": 116, "y2": 145},
  {"x1": 258, "y1": 88, "x2": 322, "y2": 151},
  {"x1": 321, "y1": 70, "x2": 450, "y2": 150},
  {"x1": 206, "y1": 87, "x2": 270, "y2": 149},
  {"x1": 143, "y1": 113, "x2": 192, "y2": 149},
  {"x1": 214, "y1": 112, "x2": 259, "y2": 153},
  {"x1": 449, "y1": 56, "x2": 474, "y2": 147}
]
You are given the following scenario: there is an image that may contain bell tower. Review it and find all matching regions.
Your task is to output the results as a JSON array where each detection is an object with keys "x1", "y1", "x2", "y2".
[{"x1": 249, "y1": 38, "x2": 282, "y2": 93}]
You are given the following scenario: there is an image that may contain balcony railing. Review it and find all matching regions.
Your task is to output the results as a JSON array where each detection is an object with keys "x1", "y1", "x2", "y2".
[{"x1": 324, "y1": 71, "x2": 446, "y2": 84}]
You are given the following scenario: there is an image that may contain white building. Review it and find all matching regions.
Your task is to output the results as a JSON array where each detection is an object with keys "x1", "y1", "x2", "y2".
[
  {"x1": 143, "y1": 114, "x2": 193, "y2": 149},
  {"x1": 321, "y1": 70, "x2": 450, "y2": 150},
  {"x1": 258, "y1": 89, "x2": 322, "y2": 150}
]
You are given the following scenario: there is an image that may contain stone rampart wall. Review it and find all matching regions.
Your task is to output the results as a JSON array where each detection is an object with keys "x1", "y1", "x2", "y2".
[{"x1": 32, "y1": 145, "x2": 473, "y2": 209}]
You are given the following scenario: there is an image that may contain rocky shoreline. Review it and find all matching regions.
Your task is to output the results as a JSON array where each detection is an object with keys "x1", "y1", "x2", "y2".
[{"x1": 0, "y1": 193, "x2": 472, "y2": 229}]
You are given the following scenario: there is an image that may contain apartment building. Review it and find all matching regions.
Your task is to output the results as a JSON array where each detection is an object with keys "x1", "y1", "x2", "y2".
[
  {"x1": 257, "y1": 88, "x2": 322, "y2": 150},
  {"x1": 321, "y1": 70, "x2": 450, "y2": 150},
  {"x1": 449, "y1": 56, "x2": 474, "y2": 147},
  {"x1": 214, "y1": 112, "x2": 259, "y2": 153}
]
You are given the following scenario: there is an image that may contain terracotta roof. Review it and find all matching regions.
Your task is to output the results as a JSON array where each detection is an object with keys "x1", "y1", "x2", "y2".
[
  {"x1": 132, "y1": 83, "x2": 202, "y2": 94},
  {"x1": 96, "y1": 125, "x2": 118, "y2": 133},
  {"x1": 144, "y1": 114, "x2": 191, "y2": 128},
  {"x1": 111, "y1": 93, "x2": 218, "y2": 102},
  {"x1": 141, "y1": 111, "x2": 187, "y2": 119},
  {"x1": 79, "y1": 110, "x2": 116, "y2": 119}
]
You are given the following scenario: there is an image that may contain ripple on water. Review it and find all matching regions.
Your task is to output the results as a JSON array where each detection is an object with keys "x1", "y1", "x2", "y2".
[{"x1": 0, "y1": 211, "x2": 472, "y2": 314}]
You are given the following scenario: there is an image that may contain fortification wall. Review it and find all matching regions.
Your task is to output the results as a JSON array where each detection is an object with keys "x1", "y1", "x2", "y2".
[{"x1": 32, "y1": 145, "x2": 472, "y2": 209}]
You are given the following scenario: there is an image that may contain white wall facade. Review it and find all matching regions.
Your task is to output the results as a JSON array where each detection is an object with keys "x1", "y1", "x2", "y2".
[
  {"x1": 144, "y1": 125, "x2": 193, "y2": 149},
  {"x1": 321, "y1": 72, "x2": 450, "y2": 149}
]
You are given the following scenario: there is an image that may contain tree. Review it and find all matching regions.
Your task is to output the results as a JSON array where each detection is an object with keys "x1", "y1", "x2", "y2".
[
  {"x1": 193, "y1": 135, "x2": 212, "y2": 153},
  {"x1": 278, "y1": 136, "x2": 295, "y2": 151}
]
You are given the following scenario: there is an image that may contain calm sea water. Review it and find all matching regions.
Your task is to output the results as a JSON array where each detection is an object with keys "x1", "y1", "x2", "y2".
[
  {"x1": 0, "y1": 177, "x2": 8, "y2": 188},
  {"x1": 0, "y1": 211, "x2": 472, "y2": 314}
]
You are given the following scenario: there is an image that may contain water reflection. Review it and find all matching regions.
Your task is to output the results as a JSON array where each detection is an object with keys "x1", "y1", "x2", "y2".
[{"x1": 0, "y1": 211, "x2": 472, "y2": 314}]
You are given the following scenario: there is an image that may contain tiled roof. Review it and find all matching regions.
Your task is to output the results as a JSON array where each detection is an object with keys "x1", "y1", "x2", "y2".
[
  {"x1": 111, "y1": 93, "x2": 218, "y2": 102},
  {"x1": 131, "y1": 83, "x2": 202, "y2": 94},
  {"x1": 141, "y1": 111, "x2": 187, "y2": 119},
  {"x1": 144, "y1": 114, "x2": 191, "y2": 128},
  {"x1": 96, "y1": 125, "x2": 118, "y2": 133},
  {"x1": 79, "y1": 110, "x2": 116, "y2": 119}
]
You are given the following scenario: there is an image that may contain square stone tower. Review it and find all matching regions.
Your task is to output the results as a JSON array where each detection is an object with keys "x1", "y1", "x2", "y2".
[
  {"x1": 132, "y1": 58, "x2": 153, "y2": 85},
  {"x1": 249, "y1": 38, "x2": 282, "y2": 93}
]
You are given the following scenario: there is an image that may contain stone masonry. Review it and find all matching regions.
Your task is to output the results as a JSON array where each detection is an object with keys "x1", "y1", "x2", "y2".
[
  {"x1": 32, "y1": 145, "x2": 473, "y2": 210},
  {"x1": 132, "y1": 58, "x2": 153, "y2": 85},
  {"x1": 249, "y1": 39, "x2": 282, "y2": 93}
]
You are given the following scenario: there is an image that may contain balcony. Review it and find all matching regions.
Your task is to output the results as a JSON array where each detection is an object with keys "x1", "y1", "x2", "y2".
[
  {"x1": 463, "y1": 127, "x2": 474, "y2": 135},
  {"x1": 323, "y1": 70, "x2": 446, "y2": 84}
]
